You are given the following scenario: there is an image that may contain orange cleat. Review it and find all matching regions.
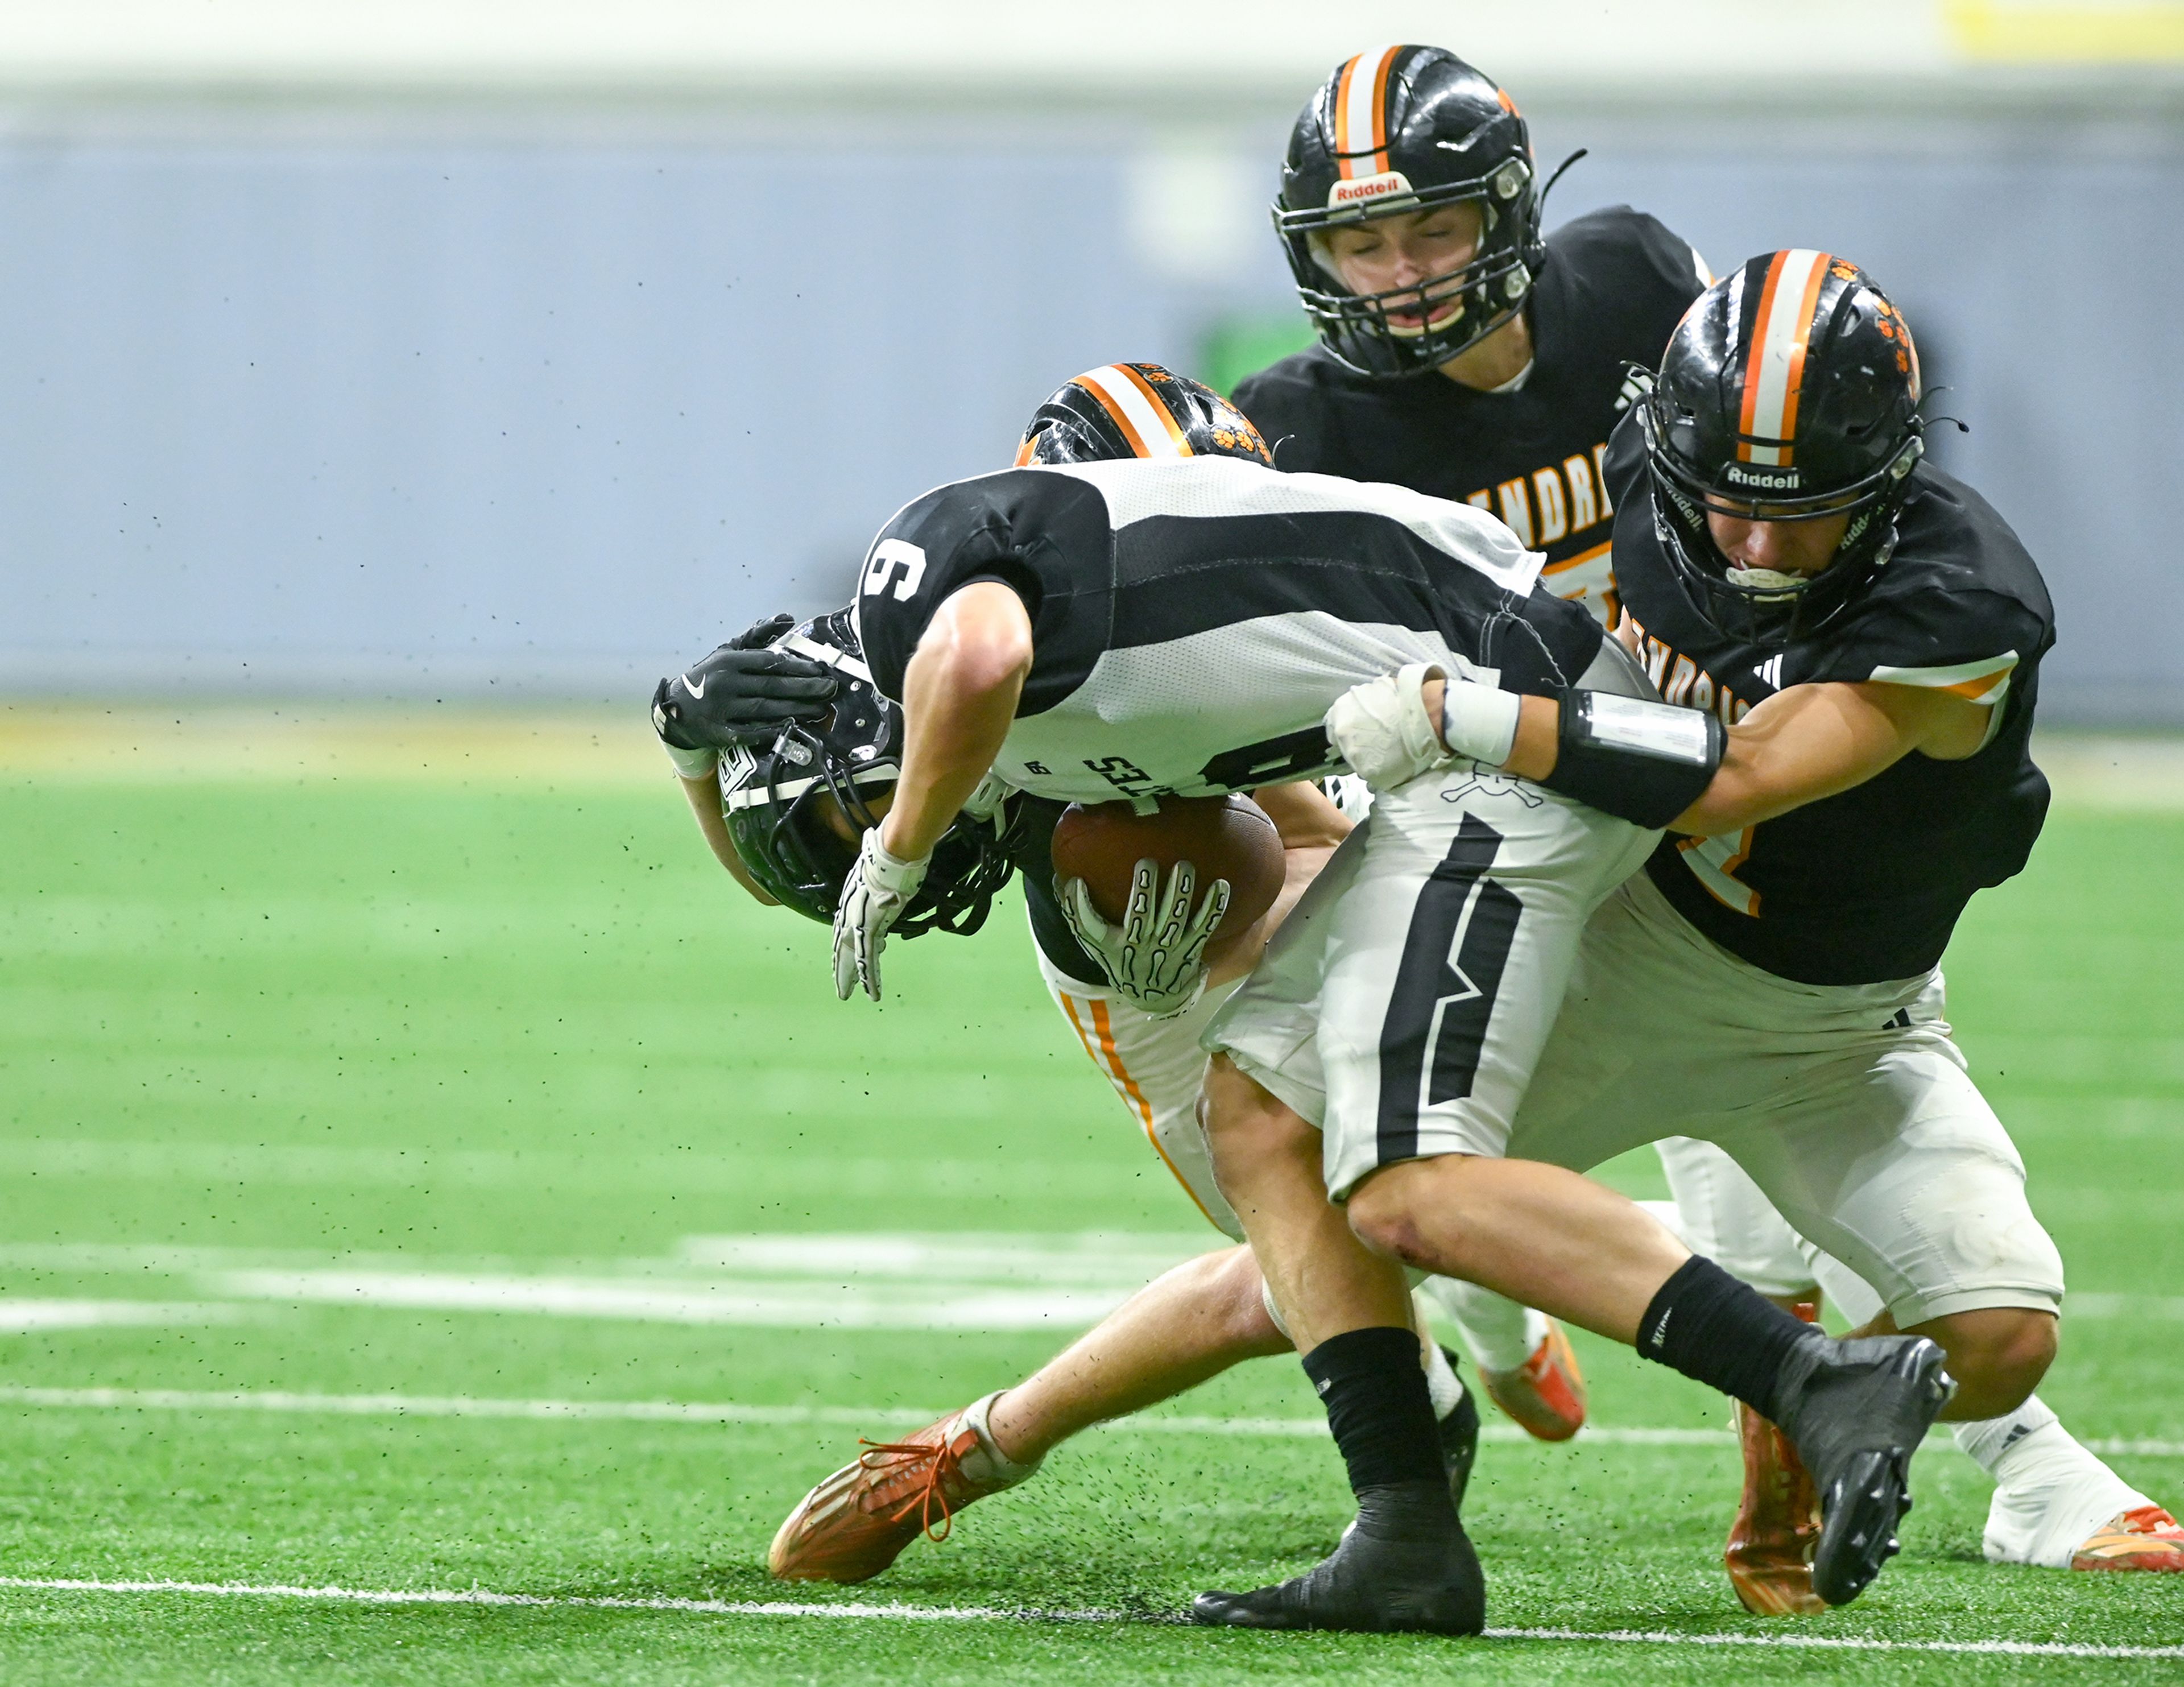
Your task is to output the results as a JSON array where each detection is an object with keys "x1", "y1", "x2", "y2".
[
  {"x1": 1723, "y1": 1298, "x2": 1826, "y2": 1615},
  {"x1": 1725, "y1": 1400, "x2": 1828, "y2": 1614},
  {"x1": 2071, "y1": 1506, "x2": 2184, "y2": 1572},
  {"x1": 768, "y1": 1395, "x2": 1028, "y2": 1583},
  {"x1": 1480, "y1": 1319, "x2": 1587, "y2": 1442}
]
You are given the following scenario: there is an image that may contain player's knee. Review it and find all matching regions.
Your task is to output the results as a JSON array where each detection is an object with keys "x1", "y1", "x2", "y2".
[
  {"x1": 1919, "y1": 1307, "x2": 2057, "y2": 1416},
  {"x1": 1345, "y1": 1161, "x2": 1437, "y2": 1267}
]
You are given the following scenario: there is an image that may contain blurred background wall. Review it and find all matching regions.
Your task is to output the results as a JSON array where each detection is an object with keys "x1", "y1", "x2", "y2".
[{"x1": 1, "y1": 1, "x2": 2179, "y2": 720}]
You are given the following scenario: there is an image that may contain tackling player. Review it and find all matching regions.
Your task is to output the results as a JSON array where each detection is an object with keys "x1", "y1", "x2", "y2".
[
  {"x1": 1190, "y1": 251, "x2": 2169, "y2": 1630},
  {"x1": 1226, "y1": 43, "x2": 2178, "y2": 1603}
]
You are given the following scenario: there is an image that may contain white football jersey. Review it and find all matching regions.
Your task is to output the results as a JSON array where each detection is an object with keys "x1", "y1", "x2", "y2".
[{"x1": 854, "y1": 456, "x2": 1607, "y2": 808}]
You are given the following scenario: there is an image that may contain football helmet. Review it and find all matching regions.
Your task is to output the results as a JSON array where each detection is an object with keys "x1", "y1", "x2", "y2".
[
  {"x1": 719, "y1": 609, "x2": 1017, "y2": 936},
  {"x1": 1015, "y1": 362, "x2": 1271, "y2": 466},
  {"x1": 1275, "y1": 46, "x2": 1544, "y2": 378},
  {"x1": 1640, "y1": 250, "x2": 1925, "y2": 644}
]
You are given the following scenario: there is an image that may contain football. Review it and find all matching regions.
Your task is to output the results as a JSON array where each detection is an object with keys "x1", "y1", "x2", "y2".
[{"x1": 1049, "y1": 794, "x2": 1285, "y2": 942}]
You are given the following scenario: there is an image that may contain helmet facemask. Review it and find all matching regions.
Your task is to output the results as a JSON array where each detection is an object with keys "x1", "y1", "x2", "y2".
[
  {"x1": 719, "y1": 615, "x2": 1019, "y2": 937},
  {"x1": 1643, "y1": 389, "x2": 1924, "y2": 647},
  {"x1": 1280, "y1": 160, "x2": 1538, "y2": 379}
]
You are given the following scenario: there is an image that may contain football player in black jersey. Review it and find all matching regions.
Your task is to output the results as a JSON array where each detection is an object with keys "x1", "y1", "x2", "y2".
[
  {"x1": 1223, "y1": 44, "x2": 2175, "y2": 1605},
  {"x1": 1234, "y1": 43, "x2": 1709, "y2": 623},
  {"x1": 1374, "y1": 251, "x2": 2184, "y2": 1583}
]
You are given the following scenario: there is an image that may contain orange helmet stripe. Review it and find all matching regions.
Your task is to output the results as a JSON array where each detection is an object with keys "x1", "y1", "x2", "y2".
[
  {"x1": 1333, "y1": 45, "x2": 1401, "y2": 179},
  {"x1": 1114, "y1": 363, "x2": 1193, "y2": 454},
  {"x1": 1070, "y1": 364, "x2": 1181, "y2": 459},
  {"x1": 1736, "y1": 249, "x2": 1830, "y2": 466}
]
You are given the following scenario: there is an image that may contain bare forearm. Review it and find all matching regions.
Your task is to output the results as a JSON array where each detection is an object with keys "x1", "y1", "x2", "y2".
[
  {"x1": 1250, "y1": 779, "x2": 1353, "y2": 849},
  {"x1": 1670, "y1": 685, "x2": 1925, "y2": 835},
  {"x1": 679, "y1": 773, "x2": 776, "y2": 904},
  {"x1": 880, "y1": 584, "x2": 1032, "y2": 861}
]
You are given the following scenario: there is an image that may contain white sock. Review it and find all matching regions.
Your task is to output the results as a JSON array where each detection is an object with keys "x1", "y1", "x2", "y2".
[
  {"x1": 1953, "y1": 1394, "x2": 2060, "y2": 1472},
  {"x1": 1415, "y1": 1275, "x2": 1540, "y2": 1375},
  {"x1": 959, "y1": 1391, "x2": 1044, "y2": 1490},
  {"x1": 1958, "y1": 1396, "x2": 2146, "y2": 1568},
  {"x1": 1421, "y1": 1331, "x2": 1466, "y2": 1421}
]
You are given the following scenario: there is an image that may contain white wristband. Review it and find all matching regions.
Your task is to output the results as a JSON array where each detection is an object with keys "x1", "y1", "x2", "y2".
[
  {"x1": 661, "y1": 740, "x2": 721, "y2": 781},
  {"x1": 864, "y1": 833, "x2": 930, "y2": 896},
  {"x1": 1440, "y1": 678, "x2": 1523, "y2": 767}
]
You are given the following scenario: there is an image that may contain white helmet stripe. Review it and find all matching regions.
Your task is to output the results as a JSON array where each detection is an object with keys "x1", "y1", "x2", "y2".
[
  {"x1": 1337, "y1": 44, "x2": 1401, "y2": 178},
  {"x1": 725, "y1": 760, "x2": 897, "y2": 813},
  {"x1": 777, "y1": 632, "x2": 875, "y2": 685},
  {"x1": 1739, "y1": 248, "x2": 1830, "y2": 467}
]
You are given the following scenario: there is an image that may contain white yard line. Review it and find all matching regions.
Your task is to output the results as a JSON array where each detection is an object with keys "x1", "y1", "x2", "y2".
[
  {"x1": 0, "y1": 1575, "x2": 2175, "y2": 1657},
  {"x1": 1, "y1": 1384, "x2": 2177, "y2": 1459},
  {"x1": 0, "y1": 1302, "x2": 242, "y2": 1334},
  {"x1": 208, "y1": 1269, "x2": 1141, "y2": 1332}
]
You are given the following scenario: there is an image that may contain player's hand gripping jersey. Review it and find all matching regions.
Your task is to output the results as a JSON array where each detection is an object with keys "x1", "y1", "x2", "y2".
[
  {"x1": 1602, "y1": 416, "x2": 2055, "y2": 984},
  {"x1": 1237, "y1": 208, "x2": 1710, "y2": 621},
  {"x1": 853, "y1": 456, "x2": 1618, "y2": 803}
]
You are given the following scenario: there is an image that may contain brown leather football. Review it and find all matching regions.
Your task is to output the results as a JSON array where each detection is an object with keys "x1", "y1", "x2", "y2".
[{"x1": 1049, "y1": 794, "x2": 1284, "y2": 937}]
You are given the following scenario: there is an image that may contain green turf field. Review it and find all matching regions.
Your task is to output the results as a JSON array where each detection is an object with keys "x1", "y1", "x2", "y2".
[{"x1": 1, "y1": 716, "x2": 2180, "y2": 1682}]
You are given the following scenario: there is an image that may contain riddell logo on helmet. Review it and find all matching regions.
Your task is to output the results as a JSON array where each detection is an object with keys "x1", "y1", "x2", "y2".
[
  {"x1": 1327, "y1": 171, "x2": 1414, "y2": 210},
  {"x1": 1724, "y1": 464, "x2": 1801, "y2": 489}
]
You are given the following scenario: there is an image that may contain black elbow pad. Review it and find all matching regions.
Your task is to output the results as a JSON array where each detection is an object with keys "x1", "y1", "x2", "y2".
[{"x1": 1538, "y1": 690, "x2": 1723, "y2": 829}]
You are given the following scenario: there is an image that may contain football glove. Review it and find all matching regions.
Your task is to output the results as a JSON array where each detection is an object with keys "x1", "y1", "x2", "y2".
[
  {"x1": 1058, "y1": 859, "x2": 1231, "y2": 1020},
  {"x1": 652, "y1": 613, "x2": 841, "y2": 776},
  {"x1": 833, "y1": 828, "x2": 931, "y2": 1002}
]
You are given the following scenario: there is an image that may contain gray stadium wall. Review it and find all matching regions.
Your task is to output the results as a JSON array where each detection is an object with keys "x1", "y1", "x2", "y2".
[{"x1": 0, "y1": 100, "x2": 2176, "y2": 723}]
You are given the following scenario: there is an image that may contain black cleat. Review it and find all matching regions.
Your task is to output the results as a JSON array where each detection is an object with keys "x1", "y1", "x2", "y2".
[
  {"x1": 1436, "y1": 1349, "x2": 1481, "y2": 1517},
  {"x1": 1773, "y1": 1334, "x2": 1956, "y2": 1606},
  {"x1": 1192, "y1": 1477, "x2": 1485, "y2": 1634}
]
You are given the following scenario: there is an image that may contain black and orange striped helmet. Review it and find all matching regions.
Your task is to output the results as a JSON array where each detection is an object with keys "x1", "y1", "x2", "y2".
[
  {"x1": 1640, "y1": 251, "x2": 1926, "y2": 643},
  {"x1": 1015, "y1": 363, "x2": 1271, "y2": 468},
  {"x1": 1276, "y1": 47, "x2": 1545, "y2": 379}
]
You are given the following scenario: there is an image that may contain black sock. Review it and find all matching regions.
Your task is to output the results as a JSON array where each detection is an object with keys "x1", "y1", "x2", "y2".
[
  {"x1": 1302, "y1": 1326, "x2": 1445, "y2": 1495},
  {"x1": 1636, "y1": 1256, "x2": 1821, "y2": 1423}
]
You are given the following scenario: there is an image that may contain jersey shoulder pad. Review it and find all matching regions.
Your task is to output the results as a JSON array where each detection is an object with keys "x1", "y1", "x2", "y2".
[
  {"x1": 1599, "y1": 406, "x2": 1650, "y2": 505},
  {"x1": 851, "y1": 468, "x2": 1111, "y2": 701},
  {"x1": 1547, "y1": 205, "x2": 1711, "y2": 307},
  {"x1": 1805, "y1": 588, "x2": 2044, "y2": 709},
  {"x1": 1803, "y1": 475, "x2": 2052, "y2": 702},
  {"x1": 1263, "y1": 466, "x2": 1546, "y2": 596}
]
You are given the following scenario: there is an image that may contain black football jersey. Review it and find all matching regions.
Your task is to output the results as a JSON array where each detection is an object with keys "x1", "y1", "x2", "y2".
[
  {"x1": 853, "y1": 456, "x2": 1618, "y2": 987},
  {"x1": 1599, "y1": 414, "x2": 2055, "y2": 986},
  {"x1": 1234, "y1": 206, "x2": 1710, "y2": 625}
]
